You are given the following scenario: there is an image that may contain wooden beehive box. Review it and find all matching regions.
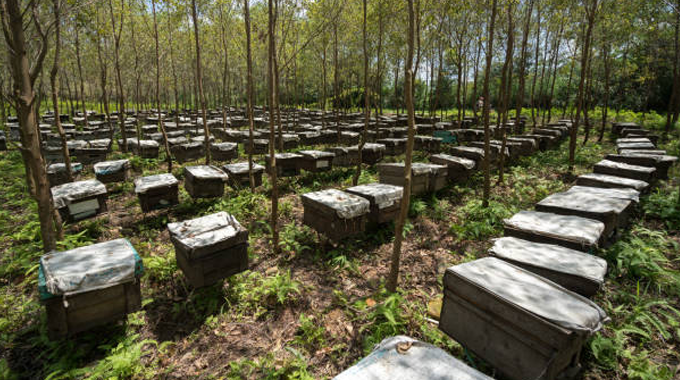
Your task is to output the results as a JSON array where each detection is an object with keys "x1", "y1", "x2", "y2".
[
  {"x1": 593, "y1": 159, "x2": 656, "y2": 183},
  {"x1": 449, "y1": 146, "x2": 485, "y2": 165},
  {"x1": 345, "y1": 183, "x2": 403, "y2": 224},
  {"x1": 503, "y1": 211, "x2": 605, "y2": 252},
  {"x1": 134, "y1": 173, "x2": 179, "y2": 212},
  {"x1": 326, "y1": 147, "x2": 359, "y2": 167},
  {"x1": 243, "y1": 138, "x2": 269, "y2": 154},
  {"x1": 51, "y1": 179, "x2": 108, "y2": 223},
  {"x1": 266, "y1": 153, "x2": 302, "y2": 177},
  {"x1": 168, "y1": 212, "x2": 248, "y2": 288},
  {"x1": 439, "y1": 257, "x2": 608, "y2": 380},
  {"x1": 277, "y1": 134, "x2": 300, "y2": 150},
  {"x1": 298, "y1": 150, "x2": 335, "y2": 172},
  {"x1": 301, "y1": 189, "x2": 370, "y2": 242},
  {"x1": 184, "y1": 165, "x2": 228, "y2": 198},
  {"x1": 73, "y1": 147, "x2": 108, "y2": 165},
  {"x1": 506, "y1": 137, "x2": 538, "y2": 155},
  {"x1": 488, "y1": 237, "x2": 607, "y2": 297},
  {"x1": 39, "y1": 239, "x2": 143, "y2": 339},
  {"x1": 340, "y1": 131, "x2": 360, "y2": 145},
  {"x1": 414, "y1": 135, "x2": 442, "y2": 153},
  {"x1": 171, "y1": 142, "x2": 204, "y2": 164},
  {"x1": 94, "y1": 159, "x2": 130, "y2": 184},
  {"x1": 535, "y1": 190, "x2": 633, "y2": 240},
  {"x1": 377, "y1": 138, "x2": 407, "y2": 156},
  {"x1": 361, "y1": 143, "x2": 386, "y2": 164},
  {"x1": 222, "y1": 162, "x2": 265, "y2": 188},
  {"x1": 135, "y1": 140, "x2": 160, "y2": 159},
  {"x1": 47, "y1": 162, "x2": 83, "y2": 187},
  {"x1": 378, "y1": 162, "x2": 447, "y2": 196},
  {"x1": 606, "y1": 153, "x2": 677, "y2": 180},
  {"x1": 210, "y1": 142, "x2": 239, "y2": 162},
  {"x1": 430, "y1": 154, "x2": 476, "y2": 181}
]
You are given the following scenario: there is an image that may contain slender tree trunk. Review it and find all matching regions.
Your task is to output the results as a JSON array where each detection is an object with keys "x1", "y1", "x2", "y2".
[
  {"x1": 75, "y1": 25, "x2": 88, "y2": 126},
  {"x1": 530, "y1": 1, "x2": 541, "y2": 126},
  {"x1": 387, "y1": 0, "x2": 416, "y2": 293},
  {"x1": 666, "y1": 5, "x2": 680, "y2": 138},
  {"x1": 515, "y1": 0, "x2": 535, "y2": 122},
  {"x1": 482, "y1": 0, "x2": 498, "y2": 208},
  {"x1": 267, "y1": 0, "x2": 280, "y2": 253},
  {"x1": 598, "y1": 36, "x2": 611, "y2": 142},
  {"x1": 498, "y1": 3, "x2": 514, "y2": 185},
  {"x1": 244, "y1": 0, "x2": 256, "y2": 190},
  {"x1": 49, "y1": 0, "x2": 72, "y2": 185},
  {"x1": 151, "y1": 0, "x2": 172, "y2": 173},
  {"x1": 191, "y1": 0, "x2": 210, "y2": 164},
  {"x1": 353, "y1": 0, "x2": 370, "y2": 186},
  {"x1": 108, "y1": 0, "x2": 127, "y2": 152}
]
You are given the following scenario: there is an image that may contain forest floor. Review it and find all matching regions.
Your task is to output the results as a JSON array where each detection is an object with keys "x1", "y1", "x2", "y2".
[{"x1": 1, "y1": 130, "x2": 679, "y2": 380}]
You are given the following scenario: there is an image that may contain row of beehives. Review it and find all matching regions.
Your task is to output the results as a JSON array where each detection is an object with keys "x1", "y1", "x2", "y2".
[
  {"x1": 431, "y1": 125, "x2": 677, "y2": 380},
  {"x1": 298, "y1": 122, "x2": 572, "y2": 242}
]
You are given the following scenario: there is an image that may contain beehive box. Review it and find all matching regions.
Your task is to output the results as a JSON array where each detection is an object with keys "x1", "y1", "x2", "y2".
[
  {"x1": 507, "y1": 137, "x2": 538, "y2": 155},
  {"x1": 326, "y1": 146, "x2": 359, "y2": 167},
  {"x1": 575, "y1": 173, "x2": 649, "y2": 193},
  {"x1": 333, "y1": 336, "x2": 493, "y2": 380},
  {"x1": 210, "y1": 142, "x2": 239, "y2": 162},
  {"x1": 612, "y1": 122, "x2": 640, "y2": 136},
  {"x1": 94, "y1": 159, "x2": 130, "y2": 184},
  {"x1": 39, "y1": 239, "x2": 143, "y2": 339},
  {"x1": 301, "y1": 189, "x2": 370, "y2": 241},
  {"x1": 137, "y1": 140, "x2": 160, "y2": 158},
  {"x1": 360, "y1": 143, "x2": 386, "y2": 164},
  {"x1": 277, "y1": 134, "x2": 300, "y2": 150},
  {"x1": 377, "y1": 138, "x2": 407, "y2": 156},
  {"x1": 266, "y1": 153, "x2": 302, "y2": 177},
  {"x1": 134, "y1": 173, "x2": 179, "y2": 212},
  {"x1": 168, "y1": 212, "x2": 248, "y2": 288},
  {"x1": 298, "y1": 150, "x2": 335, "y2": 172},
  {"x1": 606, "y1": 153, "x2": 677, "y2": 180},
  {"x1": 51, "y1": 179, "x2": 108, "y2": 222},
  {"x1": 340, "y1": 131, "x2": 360, "y2": 145},
  {"x1": 449, "y1": 146, "x2": 485, "y2": 165},
  {"x1": 184, "y1": 165, "x2": 229, "y2": 198},
  {"x1": 222, "y1": 162, "x2": 265, "y2": 188},
  {"x1": 503, "y1": 211, "x2": 605, "y2": 252},
  {"x1": 345, "y1": 183, "x2": 403, "y2": 224},
  {"x1": 243, "y1": 138, "x2": 269, "y2": 154},
  {"x1": 430, "y1": 154, "x2": 476, "y2": 180},
  {"x1": 378, "y1": 162, "x2": 447, "y2": 196},
  {"x1": 566, "y1": 185, "x2": 640, "y2": 204},
  {"x1": 535, "y1": 190, "x2": 633, "y2": 240},
  {"x1": 439, "y1": 257, "x2": 608, "y2": 380},
  {"x1": 73, "y1": 147, "x2": 108, "y2": 165},
  {"x1": 593, "y1": 159, "x2": 656, "y2": 182},
  {"x1": 488, "y1": 237, "x2": 607, "y2": 297},
  {"x1": 414, "y1": 135, "x2": 442, "y2": 153},
  {"x1": 47, "y1": 162, "x2": 83, "y2": 187},
  {"x1": 171, "y1": 142, "x2": 204, "y2": 163}
]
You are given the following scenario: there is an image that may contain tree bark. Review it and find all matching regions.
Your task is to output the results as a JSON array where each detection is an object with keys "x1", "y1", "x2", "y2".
[
  {"x1": 244, "y1": 0, "x2": 256, "y2": 191},
  {"x1": 353, "y1": 0, "x2": 370, "y2": 186},
  {"x1": 268, "y1": 0, "x2": 280, "y2": 253},
  {"x1": 151, "y1": 0, "x2": 172, "y2": 173},
  {"x1": 191, "y1": 0, "x2": 211, "y2": 165},
  {"x1": 482, "y1": 0, "x2": 498, "y2": 208}
]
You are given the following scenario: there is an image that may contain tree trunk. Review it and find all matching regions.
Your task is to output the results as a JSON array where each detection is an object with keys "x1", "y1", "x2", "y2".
[
  {"x1": 497, "y1": 2, "x2": 514, "y2": 185},
  {"x1": 482, "y1": 0, "x2": 498, "y2": 208},
  {"x1": 49, "y1": 0, "x2": 72, "y2": 184},
  {"x1": 75, "y1": 25, "x2": 88, "y2": 126},
  {"x1": 151, "y1": 0, "x2": 172, "y2": 173},
  {"x1": 529, "y1": 1, "x2": 541, "y2": 127},
  {"x1": 108, "y1": 0, "x2": 127, "y2": 153},
  {"x1": 244, "y1": 0, "x2": 256, "y2": 191},
  {"x1": 268, "y1": 0, "x2": 280, "y2": 254},
  {"x1": 353, "y1": 0, "x2": 370, "y2": 186},
  {"x1": 387, "y1": 0, "x2": 416, "y2": 293},
  {"x1": 665, "y1": 5, "x2": 680, "y2": 138},
  {"x1": 191, "y1": 0, "x2": 211, "y2": 165},
  {"x1": 515, "y1": 0, "x2": 535, "y2": 122}
]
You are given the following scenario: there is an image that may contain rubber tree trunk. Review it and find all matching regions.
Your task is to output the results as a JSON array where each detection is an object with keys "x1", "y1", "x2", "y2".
[
  {"x1": 386, "y1": 0, "x2": 416, "y2": 294},
  {"x1": 482, "y1": 0, "x2": 499, "y2": 208},
  {"x1": 151, "y1": 0, "x2": 172, "y2": 173},
  {"x1": 192, "y1": 0, "x2": 211, "y2": 165},
  {"x1": 268, "y1": 0, "x2": 280, "y2": 254},
  {"x1": 353, "y1": 0, "x2": 370, "y2": 186},
  {"x1": 244, "y1": 0, "x2": 256, "y2": 191}
]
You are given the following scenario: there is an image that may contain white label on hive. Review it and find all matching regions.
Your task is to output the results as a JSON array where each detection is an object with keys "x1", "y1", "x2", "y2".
[
  {"x1": 317, "y1": 160, "x2": 329, "y2": 168},
  {"x1": 68, "y1": 198, "x2": 99, "y2": 215}
]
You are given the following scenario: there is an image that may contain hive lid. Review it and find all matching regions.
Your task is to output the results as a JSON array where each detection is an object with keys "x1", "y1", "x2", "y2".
[
  {"x1": 503, "y1": 211, "x2": 605, "y2": 248},
  {"x1": 94, "y1": 159, "x2": 130, "y2": 175},
  {"x1": 167, "y1": 212, "x2": 247, "y2": 252},
  {"x1": 211, "y1": 142, "x2": 238, "y2": 151},
  {"x1": 567, "y1": 185, "x2": 640, "y2": 203},
  {"x1": 431, "y1": 154, "x2": 476, "y2": 169},
  {"x1": 223, "y1": 162, "x2": 265, "y2": 174},
  {"x1": 361, "y1": 143, "x2": 387, "y2": 152},
  {"x1": 489, "y1": 237, "x2": 607, "y2": 284},
  {"x1": 333, "y1": 336, "x2": 493, "y2": 380},
  {"x1": 595, "y1": 159, "x2": 656, "y2": 174},
  {"x1": 577, "y1": 173, "x2": 649, "y2": 191},
  {"x1": 301, "y1": 189, "x2": 370, "y2": 219},
  {"x1": 616, "y1": 142, "x2": 656, "y2": 150},
  {"x1": 134, "y1": 173, "x2": 179, "y2": 194},
  {"x1": 47, "y1": 162, "x2": 83, "y2": 174},
  {"x1": 138, "y1": 139, "x2": 159, "y2": 148},
  {"x1": 51, "y1": 179, "x2": 107, "y2": 209},
  {"x1": 39, "y1": 238, "x2": 143, "y2": 299},
  {"x1": 298, "y1": 150, "x2": 335, "y2": 159},
  {"x1": 537, "y1": 191, "x2": 631, "y2": 215},
  {"x1": 346, "y1": 183, "x2": 403, "y2": 210},
  {"x1": 446, "y1": 257, "x2": 608, "y2": 334},
  {"x1": 184, "y1": 165, "x2": 228, "y2": 181}
]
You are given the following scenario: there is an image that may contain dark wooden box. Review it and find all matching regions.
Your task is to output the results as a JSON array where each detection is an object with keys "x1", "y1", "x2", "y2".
[
  {"x1": 430, "y1": 154, "x2": 476, "y2": 181},
  {"x1": 605, "y1": 153, "x2": 677, "y2": 180},
  {"x1": 301, "y1": 189, "x2": 370, "y2": 241},
  {"x1": 266, "y1": 153, "x2": 302, "y2": 177},
  {"x1": 243, "y1": 138, "x2": 269, "y2": 155},
  {"x1": 184, "y1": 165, "x2": 228, "y2": 198},
  {"x1": 222, "y1": 162, "x2": 264, "y2": 188},
  {"x1": 575, "y1": 173, "x2": 650, "y2": 193},
  {"x1": 135, "y1": 173, "x2": 179, "y2": 212},
  {"x1": 593, "y1": 159, "x2": 656, "y2": 183},
  {"x1": 171, "y1": 142, "x2": 204, "y2": 164},
  {"x1": 94, "y1": 160, "x2": 130, "y2": 184},
  {"x1": 73, "y1": 147, "x2": 108, "y2": 165},
  {"x1": 298, "y1": 150, "x2": 335, "y2": 172},
  {"x1": 503, "y1": 211, "x2": 605, "y2": 252},
  {"x1": 377, "y1": 138, "x2": 407, "y2": 156},
  {"x1": 345, "y1": 183, "x2": 403, "y2": 224},
  {"x1": 51, "y1": 180, "x2": 108, "y2": 223},
  {"x1": 361, "y1": 143, "x2": 386, "y2": 164}
]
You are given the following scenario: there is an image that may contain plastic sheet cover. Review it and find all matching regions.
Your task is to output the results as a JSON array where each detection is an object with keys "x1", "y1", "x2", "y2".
[
  {"x1": 223, "y1": 162, "x2": 265, "y2": 174},
  {"x1": 299, "y1": 150, "x2": 335, "y2": 159},
  {"x1": 504, "y1": 211, "x2": 605, "y2": 248},
  {"x1": 362, "y1": 143, "x2": 387, "y2": 152},
  {"x1": 577, "y1": 173, "x2": 649, "y2": 191},
  {"x1": 380, "y1": 162, "x2": 447, "y2": 176},
  {"x1": 446, "y1": 258, "x2": 609, "y2": 334},
  {"x1": 47, "y1": 162, "x2": 83, "y2": 174},
  {"x1": 168, "y1": 212, "x2": 247, "y2": 253},
  {"x1": 619, "y1": 149, "x2": 666, "y2": 156},
  {"x1": 134, "y1": 173, "x2": 179, "y2": 194},
  {"x1": 537, "y1": 191, "x2": 631, "y2": 214},
  {"x1": 301, "y1": 189, "x2": 370, "y2": 219},
  {"x1": 616, "y1": 142, "x2": 656, "y2": 150},
  {"x1": 211, "y1": 142, "x2": 238, "y2": 151},
  {"x1": 346, "y1": 183, "x2": 403, "y2": 210},
  {"x1": 52, "y1": 179, "x2": 107, "y2": 209},
  {"x1": 185, "y1": 165, "x2": 229, "y2": 181},
  {"x1": 567, "y1": 185, "x2": 640, "y2": 203},
  {"x1": 333, "y1": 336, "x2": 493, "y2": 380},
  {"x1": 94, "y1": 159, "x2": 130, "y2": 175},
  {"x1": 431, "y1": 154, "x2": 476, "y2": 169},
  {"x1": 489, "y1": 237, "x2": 607, "y2": 285},
  {"x1": 39, "y1": 239, "x2": 142, "y2": 298},
  {"x1": 595, "y1": 159, "x2": 656, "y2": 175}
]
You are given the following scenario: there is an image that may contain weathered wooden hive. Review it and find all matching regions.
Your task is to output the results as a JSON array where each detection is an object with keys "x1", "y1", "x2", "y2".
[
  {"x1": 360, "y1": 143, "x2": 386, "y2": 164},
  {"x1": 301, "y1": 189, "x2": 370, "y2": 241},
  {"x1": 222, "y1": 162, "x2": 265, "y2": 188},
  {"x1": 439, "y1": 257, "x2": 608, "y2": 380},
  {"x1": 168, "y1": 212, "x2": 248, "y2": 288},
  {"x1": 333, "y1": 335, "x2": 493, "y2": 380},
  {"x1": 507, "y1": 136, "x2": 538, "y2": 155},
  {"x1": 243, "y1": 138, "x2": 269, "y2": 154},
  {"x1": 488, "y1": 237, "x2": 608, "y2": 297},
  {"x1": 184, "y1": 165, "x2": 229, "y2": 198},
  {"x1": 414, "y1": 135, "x2": 442, "y2": 153},
  {"x1": 277, "y1": 133, "x2": 300, "y2": 150},
  {"x1": 503, "y1": 210, "x2": 605, "y2": 252},
  {"x1": 575, "y1": 172, "x2": 650, "y2": 192},
  {"x1": 51, "y1": 179, "x2": 108, "y2": 222},
  {"x1": 340, "y1": 131, "x2": 360, "y2": 145},
  {"x1": 377, "y1": 138, "x2": 407, "y2": 156},
  {"x1": 298, "y1": 150, "x2": 335, "y2": 172},
  {"x1": 46, "y1": 162, "x2": 83, "y2": 187},
  {"x1": 449, "y1": 146, "x2": 485, "y2": 165},
  {"x1": 134, "y1": 173, "x2": 179, "y2": 212},
  {"x1": 345, "y1": 183, "x2": 403, "y2": 225},
  {"x1": 535, "y1": 190, "x2": 633, "y2": 240},
  {"x1": 210, "y1": 142, "x2": 239, "y2": 162},
  {"x1": 171, "y1": 142, "x2": 204, "y2": 163},
  {"x1": 326, "y1": 146, "x2": 359, "y2": 167},
  {"x1": 378, "y1": 162, "x2": 447, "y2": 196},
  {"x1": 605, "y1": 153, "x2": 678, "y2": 180},
  {"x1": 430, "y1": 154, "x2": 476, "y2": 181},
  {"x1": 593, "y1": 159, "x2": 656, "y2": 183},
  {"x1": 39, "y1": 238, "x2": 143, "y2": 339},
  {"x1": 73, "y1": 146, "x2": 108, "y2": 165},
  {"x1": 94, "y1": 159, "x2": 130, "y2": 184},
  {"x1": 266, "y1": 153, "x2": 302, "y2": 177},
  {"x1": 136, "y1": 139, "x2": 160, "y2": 158}
]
